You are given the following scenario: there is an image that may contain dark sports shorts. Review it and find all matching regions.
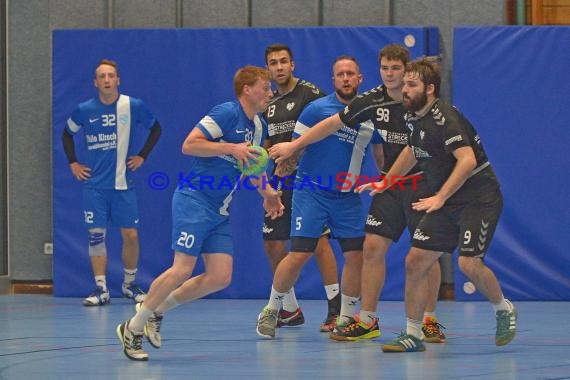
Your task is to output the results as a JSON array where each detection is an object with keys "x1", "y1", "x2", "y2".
[
  {"x1": 411, "y1": 188, "x2": 503, "y2": 258},
  {"x1": 365, "y1": 176, "x2": 431, "y2": 242},
  {"x1": 262, "y1": 176, "x2": 294, "y2": 241}
]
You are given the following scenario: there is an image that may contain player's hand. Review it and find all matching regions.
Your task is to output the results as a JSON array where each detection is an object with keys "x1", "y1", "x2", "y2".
[
  {"x1": 412, "y1": 194, "x2": 445, "y2": 213},
  {"x1": 70, "y1": 162, "x2": 91, "y2": 181},
  {"x1": 355, "y1": 180, "x2": 388, "y2": 195},
  {"x1": 262, "y1": 190, "x2": 285, "y2": 220},
  {"x1": 127, "y1": 155, "x2": 145, "y2": 171},
  {"x1": 231, "y1": 142, "x2": 256, "y2": 168},
  {"x1": 268, "y1": 142, "x2": 295, "y2": 163},
  {"x1": 274, "y1": 158, "x2": 296, "y2": 177}
]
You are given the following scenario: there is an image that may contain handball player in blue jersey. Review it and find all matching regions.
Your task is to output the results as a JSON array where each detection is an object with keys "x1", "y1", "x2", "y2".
[
  {"x1": 117, "y1": 66, "x2": 284, "y2": 361},
  {"x1": 62, "y1": 59, "x2": 162, "y2": 306},
  {"x1": 269, "y1": 45, "x2": 447, "y2": 344},
  {"x1": 263, "y1": 43, "x2": 339, "y2": 332},
  {"x1": 256, "y1": 56, "x2": 384, "y2": 339}
]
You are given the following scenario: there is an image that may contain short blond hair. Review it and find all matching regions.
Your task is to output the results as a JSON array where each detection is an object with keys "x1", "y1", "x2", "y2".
[
  {"x1": 233, "y1": 65, "x2": 270, "y2": 97},
  {"x1": 95, "y1": 59, "x2": 119, "y2": 77}
]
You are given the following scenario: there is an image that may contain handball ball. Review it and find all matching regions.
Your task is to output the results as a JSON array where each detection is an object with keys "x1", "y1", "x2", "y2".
[{"x1": 238, "y1": 145, "x2": 269, "y2": 176}]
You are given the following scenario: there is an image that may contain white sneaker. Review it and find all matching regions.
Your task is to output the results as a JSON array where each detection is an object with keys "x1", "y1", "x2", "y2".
[
  {"x1": 135, "y1": 302, "x2": 163, "y2": 349},
  {"x1": 83, "y1": 286, "x2": 110, "y2": 306},
  {"x1": 116, "y1": 321, "x2": 148, "y2": 361},
  {"x1": 122, "y1": 283, "x2": 146, "y2": 303}
]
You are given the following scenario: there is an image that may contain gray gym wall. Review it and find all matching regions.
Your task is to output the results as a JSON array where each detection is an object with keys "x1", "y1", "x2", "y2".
[{"x1": 4, "y1": 0, "x2": 504, "y2": 282}]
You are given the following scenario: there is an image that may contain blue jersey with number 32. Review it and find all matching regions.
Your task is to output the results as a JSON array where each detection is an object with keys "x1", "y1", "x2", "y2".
[{"x1": 66, "y1": 94, "x2": 156, "y2": 190}]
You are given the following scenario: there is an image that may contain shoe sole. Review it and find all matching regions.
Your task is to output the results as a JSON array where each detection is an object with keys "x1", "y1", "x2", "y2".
[
  {"x1": 381, "y1": 344, "x2": 426, "y2": 353},
  {"x1": 256, "y1": 328, "x2": 275, "y2": 339},
  {"x1": 116, "y1": 323, "x2": 148, "y2": 361},
  {"x1": 329, "y1": 330, "x2": 381, "y2": 341},
  {"x1": 83, "y1": 299, "x2": 110, "y2": 307},
  {"x1": 277, "y1": 319, "x2": 305, "y2": 327},
  {"x1": 319, "y1": 325, "x2": 335, "y2": 333},
  {"x1": 424, "y1": 337, "x2": 446, "y2": 343}
]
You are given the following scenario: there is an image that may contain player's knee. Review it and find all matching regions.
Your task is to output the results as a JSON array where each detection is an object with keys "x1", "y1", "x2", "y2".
[
  {"x1": 88, "y1": 228, "x2": 106, "y2": 256},
  {"x1": 286, "y1": 252, "x2": 312, "y2": 267},
  {"x1": 264, "y1": 240, "x2": 287, "y2": 257},
  {"x1": 363, "y1": 238, "x2": 388, "y2": 261},
  {"x1": 405, "y1": 249, "x2": 424, "y2": 277},
  {"x1": 214, "y1": 270, "x2": 233, "y2": 290},
  {"x1": 458, "y1": 256, "x2": 482, "y2": 278},
  {"x1": 121, "y1": 228, "x2": 138, "y2": 243}
]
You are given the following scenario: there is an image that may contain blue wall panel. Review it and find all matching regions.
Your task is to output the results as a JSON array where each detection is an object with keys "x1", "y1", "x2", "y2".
[
  {"x1": 53, "y1": 27, "x2": 437, "y2": 300},
  {"x1": 453, "y1": 27, "x2": 570, "y2": 300}
]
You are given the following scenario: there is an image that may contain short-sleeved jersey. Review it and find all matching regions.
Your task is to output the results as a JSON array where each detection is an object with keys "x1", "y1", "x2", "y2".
[
  {"x1": 339, "y1": 85, "x2": 422, "y2": 174},
  {"x1": 263, "y1": 79, "x2": 324, "y2": 146},
  {"x1": 294, "y1": 93, "x2": 382, "y2": 193},
  {"x1": 178, "y1": 100, "x2": 266, "y2": 215},
  {"x1": 66, "y1": 94, "x2": 157, "y2": 190},
  {"x1": 405, "y1": 99, "x2": 499, "y2": 203}
]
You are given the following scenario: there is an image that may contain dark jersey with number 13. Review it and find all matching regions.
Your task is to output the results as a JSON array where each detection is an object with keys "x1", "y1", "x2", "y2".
[{"x1": 263, "y1": 79, "x2": 324, "y2": 147}]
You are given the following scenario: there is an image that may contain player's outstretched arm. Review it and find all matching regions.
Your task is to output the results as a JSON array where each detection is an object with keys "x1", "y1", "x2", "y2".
[{"x1": 269, "y1": 113, "x2": 343, "y2": 163}]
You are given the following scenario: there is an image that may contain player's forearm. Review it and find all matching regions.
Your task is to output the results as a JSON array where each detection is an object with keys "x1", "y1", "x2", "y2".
[
  {"x1": 384, "y1": 146, "x2": 417, "y2": 178},
  {"x1": 436, "y1": 149, "x2": 476, "y2": 201},
  {"x1": 137, "y1": 121, "x2": 162, "y2": 159},
  {"x1": 252, "y1": 174, "x2": 279, "y2": 198},
  {"x1": 182, "y1": 139, "x2": 237, "y2": 157},
  {"x1": 61, "y1": 129, "x2": 78, "y2": 163},
  {"x1": 293, "y1": 114, "x2": 342, "y2": 150}
]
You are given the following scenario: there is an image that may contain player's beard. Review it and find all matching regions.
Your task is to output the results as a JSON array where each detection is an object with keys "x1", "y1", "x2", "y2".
[
  {"x1": 336, "y1": 87, "x2": 357, "y2": 102},
  {"x1": 403, "y1": 89, "x2": 428, "y2": 112}
]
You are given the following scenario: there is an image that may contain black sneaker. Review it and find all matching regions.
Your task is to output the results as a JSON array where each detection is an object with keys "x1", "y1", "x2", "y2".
[
  {"x1": 330, "y1": 315, "x2": 380, "y2": 341},
  {"x1": 277, "y1": 308, "x2": 305, "y2": 327}
]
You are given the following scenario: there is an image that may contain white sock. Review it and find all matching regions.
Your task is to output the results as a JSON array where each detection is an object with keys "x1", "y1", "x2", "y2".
[
  {"x1": 129, "y1": 304, "x2": 153, "y2": 333},
  {"x1": 423, "y1": 311, "x2": 437, "y2": 321},
  {"x1": 324, "y1": 283, "x2": 340, "y2": 300},
  {"x1": 267, "y1": 286, "x2": 286, "y2": 311},
  {"x1": 155, "y1": 293, "x2": 180, "y2": 315},
  {"x1": 123, "y1": 268, "x2": 137, "y2": 285},
  {"x1": 359, "y1": 310, "x2": 377, "y2": 325},
  {"x1": 406, "y1": 317, "x2": 423, "y2": 339},
  {"x1": 95, "y1": 275, "x2": 107, "y2": 291},
  {"x1": 282, "y1": 287, "x2": 299, "y2": 312},
  {"x1": 339, "y1": 294, "x2": 359, "y2": 324},
  {"x1": 492, "y1": 297, "x2": 512, "y2": 313}
]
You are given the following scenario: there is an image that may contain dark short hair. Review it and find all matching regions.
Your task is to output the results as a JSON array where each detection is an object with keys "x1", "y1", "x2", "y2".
[
  {"x1": 405, "y1": 58, "x2": 441, "y2": 97},
  {"x1": 332, "y1": 55, "x2": 360, "y2": 73},
  {"x1": 379, "y1": 44, "x2": 410, "y2": 65},
  {"x1": 265, "y1": 43, "x2": 293, "y2": 64}
]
